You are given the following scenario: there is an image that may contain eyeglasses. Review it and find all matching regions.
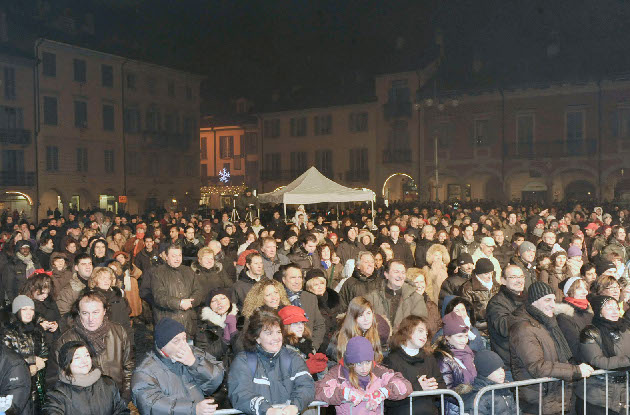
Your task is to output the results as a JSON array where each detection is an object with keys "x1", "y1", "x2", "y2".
[{"x1": 506, "y1": 275, "x2": 525, "y2": 280}]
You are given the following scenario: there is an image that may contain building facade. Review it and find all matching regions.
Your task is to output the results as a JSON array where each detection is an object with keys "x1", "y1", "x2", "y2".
[
  {"x1": 35, "y1": 39, "x2": 202, "y2": 218},
  {"x1": 0, "y1": 49, "x2": 36, "y2": 216},
  {"x1": 199, "y1": 113, "x2": 259, "y2": 209}
]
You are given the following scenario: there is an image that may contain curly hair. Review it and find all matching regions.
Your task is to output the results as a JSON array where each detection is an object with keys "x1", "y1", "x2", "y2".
[
  {"x1": 426, "y1": 243, "x2": 450, "y2": 266},
  {"x1": 89, "y1": 266, "x2": 119, "y2": 289},
  {"x1": 241, "y1": 279, "x2": 291, "y2": 318}
]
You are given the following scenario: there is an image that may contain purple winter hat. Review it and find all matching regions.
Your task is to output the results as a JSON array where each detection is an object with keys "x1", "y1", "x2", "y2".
[{"x1": 345, "y1": 336, "x2": 375, "y2": 364}]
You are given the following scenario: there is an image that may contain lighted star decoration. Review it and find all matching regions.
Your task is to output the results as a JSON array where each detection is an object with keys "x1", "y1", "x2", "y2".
[{"x1": 219, "y1": 168, "x2": 230, "y2": 183}]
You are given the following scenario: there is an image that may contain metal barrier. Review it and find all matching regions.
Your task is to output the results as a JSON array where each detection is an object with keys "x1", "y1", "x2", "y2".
[
  {"x1": 215, "y1": 401, "x2": 329, "y2": 415},
  {"x1": 407, "y1": 389, "x2": 466, "y2": 415},
  {"x1": 472, "y1": 369, "x2": 630, "y2": 415}
]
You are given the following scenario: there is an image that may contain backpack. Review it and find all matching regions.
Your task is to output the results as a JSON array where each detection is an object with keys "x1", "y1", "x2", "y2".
[{"x1": 246, "y1": 349, "x2": 293, "y2": 377}]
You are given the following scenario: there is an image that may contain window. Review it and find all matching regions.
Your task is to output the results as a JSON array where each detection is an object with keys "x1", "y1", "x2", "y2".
[
  {"x1": 169, "y1": 156, "x2": 180, "y2": 176},
  {"x1": 435, "y1": 121, "x2": 454, "y2": 148},
  {"x1": 101, "y1": 64, "x2": 113, "y2": 87},
  {"x1": 147, "y1": 154, "x2": 159, "y2": 176},
  {"x1": 42, "y1": 52, "x2": 56, "y2": 77},
  {"x1": 3, "y1": 67, "x2": 15, "y2": 99},
  {"x1": 265, "y1": 153, "x2": 281, "y2": 174},
  {"x1": 123, "y1": 108, "x2": 141, "y2": 133},
  {"x1": 126, "y1": 73, "x2": 136, "y2": 90},
  {"x1": 244, "y1": 132, "x2": 257, "y2": 153},
  {"x1": 566, "y1": 110, "x2": 585, "y2": 155},
  {"x1": 183, "y1": 117, "x2": 196, "y2": 139},
  {"x1": 0, "y1": 106, "x2": 24, "y2": 129},
  {"x1": 263, "y1": 119, "x2": 280, "y2": 138},
  {"x1": 388, "y1": 120, "x2": 410, "y2": 150},
  {"x1": 168, "y1": 81, "x2": 175, "y2": 98},
  {"x1": 186, "y1": 86, "x2": 192, "y2": 100},
  {"x1": 104, "y1": 150, "x2": 114, "y2": 173},
  {"x1": 290, "y1": 117, "x2": 307, "y2": 136},
  {"x1": 612, "y1": 108, "x2": 630, "y2": 138},
  {"x1": 76, "y1": 147, "x2": 88, "y2": 172},
  {"x1": 102, "y1": 104, "x2": 114, "y2": 131},
  {"x1": 73, "y1": 59, "x2": 86, "y2": 82},
  {"x1": 145, "y1": 108, "x2": 160, "y2": 131},
  {"x1": 566, "y1": 111, "x2": 584, "y2": 143},
  {"x1": 314, "y1": 114, "x2": 332, "y2": 135},
  {"x1": 349, "y1": 112, "x2": 368, "y2": 132},
  {"x1": 164, "y1": 114, "x2": 175, "y2": 132},
  {"x1": 290, "y1": 151, "x2": 307, "y2": 178},
  {"x1": 184, "y1": 156, "x2": 194, "y2": 177},
  {"x1": 388, "y1": 79, "x2": 410, "y2": 102},
  {"x1": 516, "y1": 114, "x2": 534, "y2": 154},
  {"x1": 147, "y1": 77, "x2": 156, "y2": 95},
  {"x1": 74, "y1": 101, "x2": 88, "y2": 128},
  {"x1": 315, "y1": 150, "x2": 333, "y2": 178},
  {"x1": 349, "y1": 148, "x2": 369, "y2": 180},
  {"x1": 200, "y1": 137, "x2": 207, "y2": 160},
  {"x1": 474, "y1": 119, "x2": 490, "y2": 146},
  {"x1": 219, "y1": 136, "x2": 234, "y2": 159},
  {"x1": 46, "y1": 146, "x2": 59, "y2": 171},
  {"x1": 127, "y1": 151, "x2": 139, "y2": 175},
  {"x1": 43, "y1": 96, "x2": 58, "y2": 126}
]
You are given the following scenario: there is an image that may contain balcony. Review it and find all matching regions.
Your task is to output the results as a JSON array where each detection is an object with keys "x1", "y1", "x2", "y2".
[
  {"x1": 0, "y1": 129, "x2": 31, "y2": 146},
  {"x1": 0, "y1": 171, "x2": 35, "y2": 186},
  {"x1": 346, "y1": 169, "x2": 370, "y2": 182},
  {"x1": 383, "y1": 149, "x2": 412, "y2": 163},
  {"x1": 383, "y1": 100, "x2": 412, "y2": 120},
  {"x1": 503, "y1": 139, "x2": 597, "y2": 159}
]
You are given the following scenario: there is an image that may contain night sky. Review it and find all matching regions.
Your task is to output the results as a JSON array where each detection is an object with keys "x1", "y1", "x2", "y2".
[{"x1": 19, "y1": 0, "x2": 630, "y2": 113}]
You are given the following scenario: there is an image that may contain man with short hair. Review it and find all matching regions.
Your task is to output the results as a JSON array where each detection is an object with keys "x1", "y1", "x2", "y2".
[
  {"x1": 492, "y1": 229, "x2": 513, "y2": 270},
  {"x1": 259, "y1": 236, "x2": 289, "y2": 279},
  {"x1": 472, "y1": 236, "x2": 503, "y2": 281},
  {"x1": 486, "y1": 265, "x2": 527, "y2": 373},
  {"x1": 387, "y1": 225, "x2": 414, "y2": 268},
  {"x1": 510, "y1": 241, "x2": 537, "y2": 290},
  {"x1": 54, "y1": 290, "x2": 134, "y2": 400},
  {"x1": 2, "y1": 240, "x2": 41, "y2": 303},
  {"x1": 364, "y1": 259, "x2": 429, "y2": 329},
  {"x1": 338, "y1": 251, "x2": 380, "y2": 308},
  {"x1": 279, "y1": 264, "x2": 325, "y2": 350},
  {"x1": 287, "y1": 234, "x2": 320, "y2": 273},
  {"x1": 537, "y1": 230, "x2": 557, "y2": 260},
  {"x1": 510, "y1": 282, "x2": 594, "y2": 414},
  {"x1": 232, "y1": 252, "x2": 265, "y2": 310},
  {"x1": 450, "y1": 224, "x2": 479, "y2": 260},
  {"x1": 134, "y1": 234, "x2": 163, "y2": 272},
  {"x1": 502, "y1": 212, "x2": 520, "y2": 242},
  {"x1": 56, "y1": 253, "x2": 93, "y2": 316},
  {"x1": 132, "y1": 318, "x2": 223, "y2": 415},
  {"x1": 151, "y1": 244, "x2": 203, "y2": 336}
]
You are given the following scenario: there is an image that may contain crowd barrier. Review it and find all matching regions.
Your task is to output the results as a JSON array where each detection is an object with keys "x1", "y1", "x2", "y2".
[
  {"x1": 213, "y1": 389, "x2": 465, "y2": 415},
  {"x1": 213, "y1": 372, "x2": 629, "y2": 415},
  {"x1": 473, "y1": 369, "x2": 630, "y2": 415}
]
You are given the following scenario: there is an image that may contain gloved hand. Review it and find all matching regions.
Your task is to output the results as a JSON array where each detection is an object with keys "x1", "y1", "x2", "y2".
[
  {"x1": 343, "y1": 387, "x2": 364, "y2": 406},
  {"x1": 224, "y1": 314, "x2": 238, "y2": 339},
  {"x1": 365, "y1": 388, "x2": 388, "y2": 411},
  {"x1": 305, "y1": 353, "x2": 328, "y2": 374}
]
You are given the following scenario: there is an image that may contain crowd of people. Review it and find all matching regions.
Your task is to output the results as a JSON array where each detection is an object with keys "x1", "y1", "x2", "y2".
[{"x1": 0, "y1": 199, "x2": 630, "y2": 414}]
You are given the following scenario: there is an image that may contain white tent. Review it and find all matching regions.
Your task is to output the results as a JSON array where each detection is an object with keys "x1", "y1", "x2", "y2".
[{"x1": 258, "y1": 166, "x2": 374, "y2": 215}]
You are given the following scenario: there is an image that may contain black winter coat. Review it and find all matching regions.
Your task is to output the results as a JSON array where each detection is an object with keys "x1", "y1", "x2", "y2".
[
  {"x1": 33, "y1": 296, "x2": 63, "y2": 347},
  {"x1": 2, "y1": 255, "x2": 42, "y2": 303},
  {"x1": 338, "y1": 269, "x2": 382, "y2": 308},
  {"x1": 43, "y1": 373, "x2": 129, "y2": 414},
  {"x1": 191, "y1": 261, "x2": 232, "y2": 302},
  {"x1": 384, "y1": 347, "x2": 446, "y2": 415},
  {"x1": 486, "y1": 285, "x2": 527, "y2": 367},
  {"x1": 555, "y1": 301, "x2": 593, "y2": 359},
  {"x1": 94, "y1": 287, "x2": 132, "y2": 338},
  {"x1": 315, "y1": 288, "x2": 344, "y2": 354},
  {"x1": 0, "y1": 343, "x2": 32, "y2": 414}
]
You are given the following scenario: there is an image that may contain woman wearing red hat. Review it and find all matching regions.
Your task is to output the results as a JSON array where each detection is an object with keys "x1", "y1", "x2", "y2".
[{"x1": 278, "y1": 305, "x2": 328, "y2": 377}]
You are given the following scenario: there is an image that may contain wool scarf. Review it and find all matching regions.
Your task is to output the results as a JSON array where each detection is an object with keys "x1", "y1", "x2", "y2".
[
  {"x1": 15, "y1": 251, "x2": 35, "y2": 277},
  {"x1": 525, "y1": 304, "x2": 573, "y2": 363},
  {"x1": 451, "y1": 345, "x2": 477, "y2": 384},
  {"x1": 591, "y1": 314, "x2": 630, "y2": 358},
  {"x1": 73, "y1": 316, "x2": 111, "y2": 355}
]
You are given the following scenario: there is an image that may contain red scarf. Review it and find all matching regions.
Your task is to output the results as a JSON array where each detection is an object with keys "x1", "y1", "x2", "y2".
[{"x1": 565, "y1": 297, "x2": 589, "y2": 310}]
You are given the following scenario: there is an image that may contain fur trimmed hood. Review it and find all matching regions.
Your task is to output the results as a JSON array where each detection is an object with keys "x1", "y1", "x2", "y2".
[
  {"x1": 554, "y1": 301, "x2": 593, "y2": 317},
  {"x1": 200, "y1": 304, "x2": 238, "y2": 328},
  {"x1": 191, "y1": 261, "x2": 223, "y2": 274}
]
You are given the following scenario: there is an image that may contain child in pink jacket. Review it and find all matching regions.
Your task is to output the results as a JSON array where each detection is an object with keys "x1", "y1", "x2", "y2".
[{"x1": 315, "y1": 336, "x2": 412, "y2": 415}]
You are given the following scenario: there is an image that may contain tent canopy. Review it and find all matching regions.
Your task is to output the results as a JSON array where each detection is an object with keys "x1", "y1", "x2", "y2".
[{"x1": 258, "y1": 166, "x2": 374, "y2": 205}]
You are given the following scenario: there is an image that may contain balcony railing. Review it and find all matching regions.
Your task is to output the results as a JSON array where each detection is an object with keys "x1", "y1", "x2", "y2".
[
  {"x1": 503, "y1": 139, "x2": 597, "y2": 159},
  {"x1": 0, "y1": 129, "x2": 31, "y2": 146},
  {"x1": 383, "y1": 100, "x2": 412, "y2": 120},
  {"x1": 383, "y1": 149, "x2": 412, "y2": 163},
  {"x1": 0, "y1": 171, "x2": 35, "y2": 186},
  {"x1": 346, "y1": 169, "x2": 370, "y2": 182}
]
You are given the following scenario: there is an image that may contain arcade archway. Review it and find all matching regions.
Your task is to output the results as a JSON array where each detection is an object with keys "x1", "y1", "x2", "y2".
[{"x1": 382, "y1": 173, "x2": 418, "y2": 202}]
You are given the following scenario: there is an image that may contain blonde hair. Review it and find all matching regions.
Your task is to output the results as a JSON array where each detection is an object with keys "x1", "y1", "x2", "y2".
[
  {"x1": 426, "y1": 244, "x2": 450, "y2": 266},
  {"x1": 305, "y1": 277, "x2": 326, "y2": 293},
  {"x1": 336, "y1": 297, "x2": 383, "y2": 363},
  {"x1": 88, "y1": 267, "x2": 119, "y2": 289},
  {"x1": 197, "y1": 246, "x2": 214, "y2": 261},
  {"x1": 405, "y1": 267, "x2": 426, "y2": 284},
  {"x1": 242, "y1": 279, "x2": 291, "y2": 318}
]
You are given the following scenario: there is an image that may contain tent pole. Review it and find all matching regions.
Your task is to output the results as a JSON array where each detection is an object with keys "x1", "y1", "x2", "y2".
[
  {"x1": 284, "y1": 203, "x2": 287, "y2": 221},
  {"x1": 371, "y1": 199, "x2": 374, "y2": 222},
  {"x1": 337, "y1": 203, "x2": 339, "y2": 220}
]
